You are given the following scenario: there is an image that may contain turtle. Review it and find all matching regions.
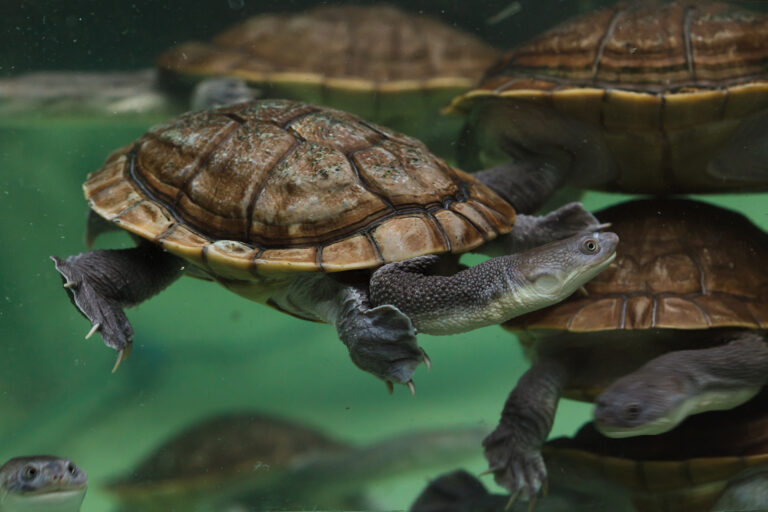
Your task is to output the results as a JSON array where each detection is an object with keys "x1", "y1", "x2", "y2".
[
  {"x1": 157, "y1": 4, "x2": 500, "y2": 155},
  {"x1": 410, "y1": 394, "x2": 768, "y2": 512},
  {"x1": 105, "y1": 411, "x2": 487, "y2": 511},
  {"x1": 479, "y1": 198, "x2": 768, "y2": 502},
  {"x1": 0, "y1": 456, "x2": 87, "y2": 512},
  {"x1": 447, "y1": 0, "x2": 768, "y2": 197},
  {"x1": 51, "y1": 99, "x2": 617, "y2": 390}
]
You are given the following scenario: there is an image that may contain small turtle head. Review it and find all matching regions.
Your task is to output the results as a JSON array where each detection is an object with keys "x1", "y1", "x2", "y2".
[
  {"x1": 1, "y1": 456, "x2": 87, "y2": 500},
  {"x1": 515, "y1": 231, "x2": 618, "y2": 305},
  {"x1": 593, "y1": 375, "x2": 690, "y2": 438}
]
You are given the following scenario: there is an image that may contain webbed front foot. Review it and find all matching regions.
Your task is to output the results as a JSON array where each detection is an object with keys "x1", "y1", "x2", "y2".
[
  {"x1": 52, "y1": 254, "x2": 134, "y2": 370},
  {"x1": 52, "y1": 244, "x2": 184, "y2": 371},
  {"x1": 539, "y1": 202, "x2": 606, "y2": 238},
  {"x1": 483, "y1": 423, "x2": 547, "y2": 505},
  {"x1": 338, "y1": 303, "x2": 429, "y2": 391}
]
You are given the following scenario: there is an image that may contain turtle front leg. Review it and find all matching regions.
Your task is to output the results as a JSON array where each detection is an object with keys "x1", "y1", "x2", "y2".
[
  {"x1": 594, "y1": 331, "x2": 768, "y2": 438},
  {"x1": 51, "y1": 242, "x2": 185, "y2": 371},
  {"x1": 268, "y1": 274, "x2": 427, "y2": 390},
  {"x1": 484, "y1": 359, "x2": 567, "y2": 504}
]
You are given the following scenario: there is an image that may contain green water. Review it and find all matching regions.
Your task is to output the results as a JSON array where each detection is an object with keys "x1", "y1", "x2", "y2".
[{"x1": 2, "y1": 1, "x2": 768, "y2": 511}]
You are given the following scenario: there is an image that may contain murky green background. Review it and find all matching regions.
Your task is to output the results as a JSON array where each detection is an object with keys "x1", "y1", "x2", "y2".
[{"x1": 1, "y1": 1, "x2": 767, "y2": 511}]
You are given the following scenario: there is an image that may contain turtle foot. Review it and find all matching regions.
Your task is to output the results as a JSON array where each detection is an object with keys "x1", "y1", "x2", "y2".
[
  {"x1": 51, "y1": 254, "x2": 133, "y2": 366},
  {"x1": 483, "y1": 423, "x2": 547, "y2": 503},
  {"x1": 339, "y1": 304, "x2": 428, "y2": 388},
  {"x1": 537, "y1": 202, "x2": 605, "y2": 241}
]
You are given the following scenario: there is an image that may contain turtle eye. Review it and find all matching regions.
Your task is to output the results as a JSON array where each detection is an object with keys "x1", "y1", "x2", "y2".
[
  {"x1": 581, "y1": 238, "x2": 599, "y2": 254},
  {"x1": 67, "y1": 463, "x2": 77, "y2": 475},
  {"x1": 624, "y1": 403, "x2": 642, "y2": 421},
  {"x1": 22, "y1": 465, "x2": 38, "y2": 481}
]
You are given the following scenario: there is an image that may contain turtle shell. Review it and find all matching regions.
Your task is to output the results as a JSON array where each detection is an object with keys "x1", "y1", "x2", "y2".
[
  {"x1": 157, "y1": 5, "x2": 499, "y2": 135},
  {"x1": 107, "y1": 413, "x2": 348, "y2": 502},
  {"x1": 85, "y1": 100, "x2": 515, "y2": 283},
  {"x1": 506, "y1": 199, "x2": 768, "y2": 333},
  {"x1": 448, "y1": 1, "x2": 768, "y2": 193},
  {"x1": 545, "y1": 392, "x2": 768, "y2": 512}
]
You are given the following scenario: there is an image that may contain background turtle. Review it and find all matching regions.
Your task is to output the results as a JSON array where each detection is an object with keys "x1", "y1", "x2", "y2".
[
  {"x1": 106, "y1": 411, "x2": 487, "y2": 512},
  {"x1": 480, "y1": 198, "x2": 768, "y2": 501},
  {"x1": 156, "y1": 4, "x2": 500, "y2": 155},
  {"x1": 0, "y1": 455, "x2": 87, "y2": 512},
  {"x1": 448, "y1": 0, "x2": 768, "y2": 197},
  {"x1": 51, "y1": 99, "x2": 616, "y2": 390},
  {"x1": 410, "y1": 393, "x2": 768, "y2": 512}
]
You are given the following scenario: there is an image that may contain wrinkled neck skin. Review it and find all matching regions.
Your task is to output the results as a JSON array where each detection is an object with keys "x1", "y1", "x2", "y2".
[
  {"x1": 409, "y1": 231, "x2": 618, "y2": 335},
  {"x1": 0, "y1": 488, "x2": 86, "y2": 512}
]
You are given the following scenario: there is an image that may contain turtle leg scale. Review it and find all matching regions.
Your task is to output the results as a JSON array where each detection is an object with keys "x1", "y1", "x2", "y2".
[
  {"x1": 482, "y1": 359, "x2": 568, "y2": 502},
  {"x1": 268, "y1": 274, "x2": 428, "y2": 388},
  {"x1": 51, "y1": 242, "x2": 185, "y2": 369}
]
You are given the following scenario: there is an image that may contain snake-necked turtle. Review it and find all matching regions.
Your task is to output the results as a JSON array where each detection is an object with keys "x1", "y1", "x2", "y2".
[
  {"x1": 106, "y1": 412, "x2": 486, "y2": 511},
  {"x1": 0, "y1": 456, "x2": 87, "y2": 512},
  {"x1": 51, "y1": 99, "x2": 616, "y2": 390},
  {"x1": 480, "y1": 198, "x2": 768, "y2": 501},
  {"x1": 448, "y1": 1, "x2": 768, "y2": 196},
  {"x1": 157, "y1": 5, "x2": 500, "y2": 154},
  {"x1": 411, "y1": 395, "x2": 768, "y2": 512}
]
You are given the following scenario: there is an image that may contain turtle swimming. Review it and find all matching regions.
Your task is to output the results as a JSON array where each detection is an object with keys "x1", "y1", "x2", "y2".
[
  {"x1": 51, "y1": 99, "x2": 617, "y2": 390},
  {"x1": 411, "y1": 395, "x2": 768, "y2": 512},
  {"x1": 0, "y1": 456, "x2": 87, "y2": 512},
  {"x1": 448, "y1": 0, "x2": 768, "y2": 195},
  {"x1": 483, "y1": 199, "x2": 768, "y2": 502},
  {"x1": 157, "y1": 4, "x2": 500, "y2": 153},
  {"x1": 106, "y1": 412, "x2": 487, "y2": 511}
]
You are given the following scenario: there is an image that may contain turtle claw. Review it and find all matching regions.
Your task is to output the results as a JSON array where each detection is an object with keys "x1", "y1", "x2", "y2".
[
  {"x1": 386, "y1": 381, "x2": 394, "y2": 395},
  {"x1": 111, "y1": 345, "x2": 131, "y2": 374},
  {"x1": 505, "y1": 491, "x2": 519, "y2": 510},
  {"x1": 421, "y1": 348, "x2": 432, "y2": 371},
  {"x1": 407, "y1": 380, "x2": 416, "y2": 396},
  {"x1": 85, "y1": 323, "x2": 100, "y2": 340}
]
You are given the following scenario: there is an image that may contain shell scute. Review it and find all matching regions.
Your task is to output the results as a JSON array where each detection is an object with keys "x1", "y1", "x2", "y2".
[{"x1": 372, "y1": 215, "x2": 447, "y2": 263}]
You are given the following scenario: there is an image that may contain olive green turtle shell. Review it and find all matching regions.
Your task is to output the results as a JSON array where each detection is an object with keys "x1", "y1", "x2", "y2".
[
  {"x1": 545, "y1": 394, "x2": 768, "y2": 512},
  {"x1": 448, "y1": 1, "x2": 768, "y2": 193},
  {"x1": 106, "y1": 413, "x2": 348, "y2": 499},
  {"x1": 157, "y1": 5, "x2": 499, "y2": 123},
  {"x1": 506, "y1": 199, "x2": 768, "y2": 333},
  {"x1": 84, "y1": 100, "x2": 515, "y2": 282}
]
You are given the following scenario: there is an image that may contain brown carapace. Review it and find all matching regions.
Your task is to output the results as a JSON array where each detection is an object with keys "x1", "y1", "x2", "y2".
[
  {"x1": 84, "y1": 100, "x2": 515, "y2": 282},
  {"x1": 157, "y1": 4, "x2": 499, "y2": 153},
  {"x1": 448, "y1": 1, "x2": 768, "y2": 193},
  {"x1": 159, "y1": 5, "x2": 497, "y2": 91}
]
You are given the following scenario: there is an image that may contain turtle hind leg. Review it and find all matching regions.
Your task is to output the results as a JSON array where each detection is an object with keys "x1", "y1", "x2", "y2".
[{"x1": 51, "y1": 242, "x2": 185, "y2": 371}]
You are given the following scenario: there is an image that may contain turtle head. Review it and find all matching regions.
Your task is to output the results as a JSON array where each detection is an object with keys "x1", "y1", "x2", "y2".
[
  {"x1": 514, "y1": 231, "x2": 618, "y2": 308},
  {"x1": 0, "y1": 456, "x2": 87, "y2": 510},
  {"x1": 593, "y1": 374, "x2": 691, "y2": 438}
]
